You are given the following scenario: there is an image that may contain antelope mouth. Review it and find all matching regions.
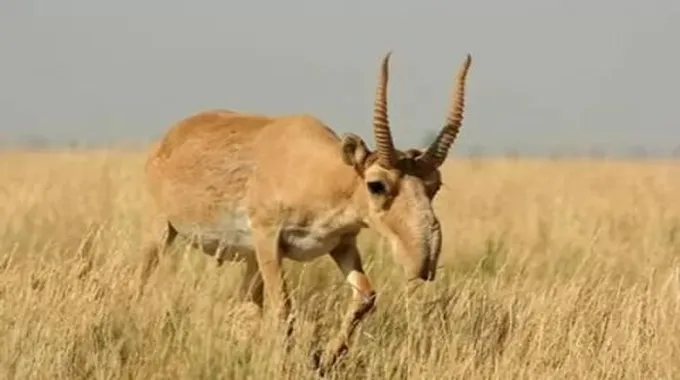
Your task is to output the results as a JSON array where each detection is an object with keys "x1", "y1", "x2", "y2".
[{"x1": 417, "y1": 257, "x2": 437, "y2": 282}]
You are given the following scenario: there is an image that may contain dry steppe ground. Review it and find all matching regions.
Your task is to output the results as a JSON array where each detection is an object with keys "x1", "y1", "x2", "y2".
[{"x1": 0, "y1": 150, "x2": 679, "y2": 380}]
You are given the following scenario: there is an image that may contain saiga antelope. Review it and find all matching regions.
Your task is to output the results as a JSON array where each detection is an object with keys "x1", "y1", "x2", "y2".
[{"x1": 138, "y1": 51, "x2": 472, "y2": 371}]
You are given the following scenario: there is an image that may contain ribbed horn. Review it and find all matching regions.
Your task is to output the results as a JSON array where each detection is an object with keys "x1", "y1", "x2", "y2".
[
  {"x1": 419, "y1": 54, "x2": 472, "y2": 168},
  {"x1": 373, "y1": 51, "x2": 397, "y2": 168}
]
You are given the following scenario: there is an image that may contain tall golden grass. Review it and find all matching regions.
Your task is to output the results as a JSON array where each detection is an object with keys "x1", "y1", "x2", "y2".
[{"x1": 1, "y1": 150, "x2": 679, "y2": 379}]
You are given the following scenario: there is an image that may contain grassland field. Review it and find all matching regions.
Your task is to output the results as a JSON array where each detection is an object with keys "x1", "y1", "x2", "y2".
[{"x1": 0, "y1": 150, "x2": 679, "y2": 379}]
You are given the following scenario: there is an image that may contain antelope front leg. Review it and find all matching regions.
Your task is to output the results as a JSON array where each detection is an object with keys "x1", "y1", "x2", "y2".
[
  {"x1": 252, "y1": 228, "x2": 294, "y2": 337},
  {"x1": 318, "y1": 239, "x2": 376, "y2": 371}
]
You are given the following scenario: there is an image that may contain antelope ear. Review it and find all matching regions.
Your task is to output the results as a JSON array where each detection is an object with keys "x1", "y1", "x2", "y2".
[{"x1": 340, "y1": 133, "x2": 370, "y2": 169}]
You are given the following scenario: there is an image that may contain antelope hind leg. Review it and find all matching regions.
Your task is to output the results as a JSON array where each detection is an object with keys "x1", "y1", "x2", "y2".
[
  {"x1": 137, "y1": 219, "x2": 177, "y2": 298},
  {"x1": 240, "y1": 255, "x2": 265, "y2": 310}
]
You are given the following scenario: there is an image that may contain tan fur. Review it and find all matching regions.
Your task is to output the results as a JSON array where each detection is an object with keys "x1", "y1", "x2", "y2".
[{"x1": 137, "y1": 52, "x2": 473, "y2": 373}]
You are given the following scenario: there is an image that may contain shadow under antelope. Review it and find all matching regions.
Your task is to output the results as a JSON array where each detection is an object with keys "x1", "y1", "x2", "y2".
[{"x1": 138, "y1": 51, "x2": 473, "y2": 372}]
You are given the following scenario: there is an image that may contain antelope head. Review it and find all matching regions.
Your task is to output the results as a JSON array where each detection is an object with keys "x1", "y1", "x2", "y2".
[{"x1": 341, "y1": 52, "x2": 472, "y2": 282}]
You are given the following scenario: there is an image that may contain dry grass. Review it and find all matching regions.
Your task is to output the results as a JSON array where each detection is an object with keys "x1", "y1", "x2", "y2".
[{"x1": 1, "y1": 150, "x2": 679, "y2": 380}]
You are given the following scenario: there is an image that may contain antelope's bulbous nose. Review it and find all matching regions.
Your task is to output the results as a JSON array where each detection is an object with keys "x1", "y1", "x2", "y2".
[
  {"x1": 408, "y1": 219, "x2": 441, "y2": 282},
  {"x1": 422, "y1": 219, "x2": 442, "y2": 282}
]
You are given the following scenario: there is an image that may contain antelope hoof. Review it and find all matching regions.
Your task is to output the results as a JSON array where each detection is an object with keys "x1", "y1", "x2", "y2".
[
  {"x1": 310, "y1": 348, "x2": 334, "y2": 378},
  {"x1": 310, "y1": 342, "x2": 348, "y2": 376},
  {"x1": 309, "y1": 348, "x2": 323, "y2": 373}
]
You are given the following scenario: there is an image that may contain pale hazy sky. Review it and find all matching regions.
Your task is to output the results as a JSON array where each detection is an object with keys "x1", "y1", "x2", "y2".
[{"x1": 1, "y1": 0, "x2": 679, "y2": 155}]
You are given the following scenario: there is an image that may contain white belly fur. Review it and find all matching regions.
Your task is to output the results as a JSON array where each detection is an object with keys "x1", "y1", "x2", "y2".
[
  {"x1": 171, "y1": 209, "x2": 341, "y2": 263},
  {"x1": 171, "y1": 207, "x2": 255, "y2": 261},
  {"x1": 280, "y1": 226, "x2": 341, "y2": 262}
]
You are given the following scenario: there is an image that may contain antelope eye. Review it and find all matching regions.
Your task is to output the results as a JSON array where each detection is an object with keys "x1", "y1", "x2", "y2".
[{"x1": 367, "y1": 180, "x2": 387, "y2": 195}]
